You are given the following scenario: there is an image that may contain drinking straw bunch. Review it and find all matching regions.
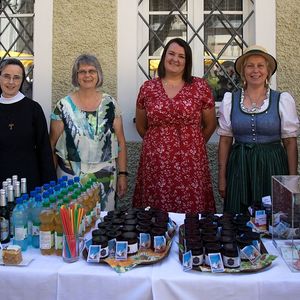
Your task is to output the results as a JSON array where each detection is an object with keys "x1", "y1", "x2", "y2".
[{"x1": 60, "y1": 204, "x2": 84, "y2": 259}]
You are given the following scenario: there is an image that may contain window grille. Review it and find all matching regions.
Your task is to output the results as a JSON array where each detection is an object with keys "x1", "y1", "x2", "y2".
[
  {"x1": 137, "y1": 0, "x2": 254, "y2": 102},
  {"x1": 0, "y1": 0, "x2": 34, "y2": 98}
]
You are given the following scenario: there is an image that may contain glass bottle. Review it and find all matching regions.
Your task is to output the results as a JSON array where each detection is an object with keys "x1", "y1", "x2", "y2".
[
  {"x1": 12, "y1": 197, "x2": 28, "y2": 251},
  {"x1": 0, "y1": 189, "x2": 10, "y2": 244},
  {"x1": 39, "y1": 201, "x2": 55, "y2": 255},
  {"x1": 31, "y1": 194, "x2": 43, "y2": 248},
  {"x1": 7, "y1": 185, "x2": 15, "y2": 238}
]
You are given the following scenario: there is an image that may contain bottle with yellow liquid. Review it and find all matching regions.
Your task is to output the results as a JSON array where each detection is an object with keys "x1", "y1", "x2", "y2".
[{"x1": 39, "y1": 201, "x2": 55, "y2": 255}]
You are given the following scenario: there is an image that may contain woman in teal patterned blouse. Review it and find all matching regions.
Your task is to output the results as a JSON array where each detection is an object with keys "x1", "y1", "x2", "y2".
[{"x1": 50, "y1": 54, "x2": 128, "y2": 210}]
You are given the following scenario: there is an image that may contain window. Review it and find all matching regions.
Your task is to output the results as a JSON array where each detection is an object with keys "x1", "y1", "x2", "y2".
[
  {"x1": 117, "y1": 0, "x2": 275, "y2": 141},
  {"x1": 0, "y1": 0, "x2": 34, "y2": 98},
  {"x1": 137, "y1": 0, "x2": 254, "y2": 102}
]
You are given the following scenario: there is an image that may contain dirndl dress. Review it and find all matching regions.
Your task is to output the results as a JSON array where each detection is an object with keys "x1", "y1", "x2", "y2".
[{"x1": 224, "y1": 89, "x2": 289, "y2": 213}]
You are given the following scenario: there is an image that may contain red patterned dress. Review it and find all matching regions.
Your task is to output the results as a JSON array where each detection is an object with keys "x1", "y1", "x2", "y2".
[{"x1": 133, "y1": 77, "x2": 216, "y2": 213}]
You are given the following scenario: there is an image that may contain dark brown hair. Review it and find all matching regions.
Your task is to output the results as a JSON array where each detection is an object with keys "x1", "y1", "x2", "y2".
[{"x1": 157, "y1": 38, "x2": 193, "y2": 84}]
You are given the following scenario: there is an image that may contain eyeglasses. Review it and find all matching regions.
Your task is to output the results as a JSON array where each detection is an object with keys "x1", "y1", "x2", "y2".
[
  {"x1": 1, "y1": 73, "x2": 22, "y2": 82},
  {"x1": 77, "y1": 69, "x2": 98, "y2": 76}
]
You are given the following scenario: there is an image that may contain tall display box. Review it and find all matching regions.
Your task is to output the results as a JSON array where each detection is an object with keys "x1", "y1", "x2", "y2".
[{"x1": 272, "y1": 175, "x2": 300, "y2": 271}]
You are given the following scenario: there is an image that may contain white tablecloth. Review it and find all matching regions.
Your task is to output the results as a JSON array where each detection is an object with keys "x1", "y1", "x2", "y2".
[{"x1": 1, "y1": 213, "x2": 300, "y2": 300}]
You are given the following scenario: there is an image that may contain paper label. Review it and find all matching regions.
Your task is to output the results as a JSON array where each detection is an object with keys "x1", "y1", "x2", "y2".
[{"x1": 39, "y1": 231, "x2": 52, "y2": 249}]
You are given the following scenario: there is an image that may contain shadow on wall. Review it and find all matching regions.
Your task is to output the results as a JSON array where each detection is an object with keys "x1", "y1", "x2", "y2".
[{"x1": 118, "y1": 142, "x2": 223, "y2": 213}]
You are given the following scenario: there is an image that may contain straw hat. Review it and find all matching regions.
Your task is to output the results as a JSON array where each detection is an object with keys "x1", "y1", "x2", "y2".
[{"x1": 234, "y1": 45, "x2": 277, "y2": 77}]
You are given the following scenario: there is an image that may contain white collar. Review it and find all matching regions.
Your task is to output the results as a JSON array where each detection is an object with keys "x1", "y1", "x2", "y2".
[{"x1": 0, "y1": 91, "x2": 25, "y2": 104}]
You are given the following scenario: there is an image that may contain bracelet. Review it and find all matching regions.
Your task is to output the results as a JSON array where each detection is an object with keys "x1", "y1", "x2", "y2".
[{"x1": 118, "y1": 171, "x2": 129, "y2": 176}]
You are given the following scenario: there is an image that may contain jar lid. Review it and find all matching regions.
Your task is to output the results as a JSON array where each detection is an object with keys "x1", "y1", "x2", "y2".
[
  {"x1": 202, "y1": 235, "x2": 219, "y2": 244},
  {"x1": 185, "y1": 235, "x2": 202, "y2": 244},
  {"x1": 121, "y1": 231, "x2": 137, "y2": 243},
  {"x1": 122, "y1": 225, "x2": 136, "y2": 232},
  {"x1": 123, "y1": 214, "x2": 137, "y2": 220},
  {"x1": 112, "y1": 218, "x2": 124, "y2": 225},
  {"x1": 137, "y1": 211, "x2": 153, "y2": 221},
  {"x1": 137, "y1": 220, "x2": 152, "y2": 227},
  {"x1": 106, "y1": 230, "x2": 122, "y2": 240},
  {"x1": 202, "y1": 222, "x2": 218, "y2": 230},
  {"x1": 221, "y1": 229, "x2": 236, "y2": 237},
  {"x1": 92, "y1": 235, "x2": 108, "y2": 246},
  {"x1": 92, "y1": 228, "x2": 106, "y2": 236},
  {"x1": 98, "y1": 221, "x2": 111, "y2": 230},
  {"x1": 136, "y1": 224, "x2": 151, "y2": 233},
  {"x1": 124, "y1": 219, "x2": 138, "y2": 226},
  {"x1": 220, "y1": 235, "x2": 235, "y2": 244}
]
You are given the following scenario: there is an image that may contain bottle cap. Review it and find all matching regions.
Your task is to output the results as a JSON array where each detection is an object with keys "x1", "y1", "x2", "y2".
[{"x1": 16, "y1": 197, "x2": 23, "y2": 204}]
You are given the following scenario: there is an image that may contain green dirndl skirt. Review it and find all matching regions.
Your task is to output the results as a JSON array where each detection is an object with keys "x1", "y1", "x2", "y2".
[{"x1": 224, "y1": 141, "x2": 289, "y2": 213}]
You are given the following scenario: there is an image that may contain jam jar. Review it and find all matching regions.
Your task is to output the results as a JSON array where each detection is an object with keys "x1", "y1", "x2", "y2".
[
  {"x1": 137, "y1": 211, "x2": 153, "y2": 222},
  {"x1": 204, "y1": 242, "x2": 222, "y2": 266},
  {"x1": 123, "y1": 213, "x2": 137, "y2": 221},
  {"x1": 202, "y1": 234, "x2": 219, "y2": 246},
  {"x1": 124, "y1": 218, "x2": 138, "y2": 226},
  {"x1": 220, "y1": 235, "x2": 236, "y2": 245},
  {"x1": 98, "y1": 221, "x2": 111, "y2": 231},
  {"x1": 92, "y1": 235, "x2": 109, "y2": 258},
  {"x1": 106, "y1": 230, "x2": 122, "y2": 241},
  {"x1": 92, "y1": 228, "x2": 106, "y2": 238},
  {"x1": 121, "y1": 232, "x2": 138, "y2": 255},
  {"x1": 136, "y1": 224, "x2": 151, "y2": 235},
  {"x1": 122, "y1": 225, "x2": 136, "y2": 233},
  {"x1": 185, "y1": 212, "x2": 199, "y2": 220},
  {"x1": 111, "y1": 218, "x2": 124, "y2": 227},
  {"x1": 222, "y1": 243, "x2": 240, "y2": 268},
  {"x1": 186, "y1": 241, "x2": 204, "y2": 266},
  {"x1": 151, "y1": 227, "x2": 166, "y2": 253}
]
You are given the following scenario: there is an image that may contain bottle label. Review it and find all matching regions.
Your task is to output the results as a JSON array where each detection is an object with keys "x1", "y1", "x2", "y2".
[
  {"x1": 40, "y1": 231, "x2": 52, "y2": 249},
  {"x1": 192, "y1": 254, "x2": 204, "y2": 266},
  {"x1": 0, "y1": 217, "x2": 9, "y2": 241},
  {"x1": 9, "y1": 214, "x2": 13, "y2": 236},
  {"x1": 128, "y1": 242, "x2": 138, "y2": 254},
  {"x1": 51, "y1": 231, "x2": 55, "y2": 247},
  {"x1": 28, "y1": 220, "x2": 33, "y2": 235},
  {"x1": 95, "y1": 202, "x2": 101, "y2": 219},
  {"x1": 32, "y1": 224, "x2": 40, "y2": 236},
  {"x1": 14, "y1": 226, "x2": 28, "y2": 240},
  {"x1": 222, "y1": 254, "x2": 241, "y2": 268},
  {"x1": 55, "y1": 232, "x2": 63, "y2": 250}
]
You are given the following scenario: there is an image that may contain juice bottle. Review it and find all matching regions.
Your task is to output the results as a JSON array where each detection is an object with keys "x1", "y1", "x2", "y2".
[
  {"x1": 54, "y1": 205, "x2": 63, "y2": 256},
  {"x1": 31, "y1": 194, "x2": 43, "y2": 248},
  {"x1": 39, "y1": 201, "x2": 55, "y2": 255}
]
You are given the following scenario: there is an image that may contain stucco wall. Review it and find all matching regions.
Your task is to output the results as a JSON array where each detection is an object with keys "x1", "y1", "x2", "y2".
[
  {"x1": 276, "y1": 0, "x2": 300, "y2": 109},
  {"x1": 52, "y1": 0, "x2": 117, "y2": 104}
]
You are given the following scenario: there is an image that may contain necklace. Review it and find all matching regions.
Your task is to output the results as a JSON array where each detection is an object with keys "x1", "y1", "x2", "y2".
[{"x1": 240, "y1": 88, "x2": 270, "y2": 113}]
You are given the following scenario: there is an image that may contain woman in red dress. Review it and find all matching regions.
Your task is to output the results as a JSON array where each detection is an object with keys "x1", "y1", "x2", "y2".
[{"x1": 133, "y1": 38, "x2": 216, "y2": 213}]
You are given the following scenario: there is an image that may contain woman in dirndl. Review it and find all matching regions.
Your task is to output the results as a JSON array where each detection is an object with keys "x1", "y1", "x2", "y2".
[{"x1": 217, "y1": 45, "x2": 299, "y2": 213}]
